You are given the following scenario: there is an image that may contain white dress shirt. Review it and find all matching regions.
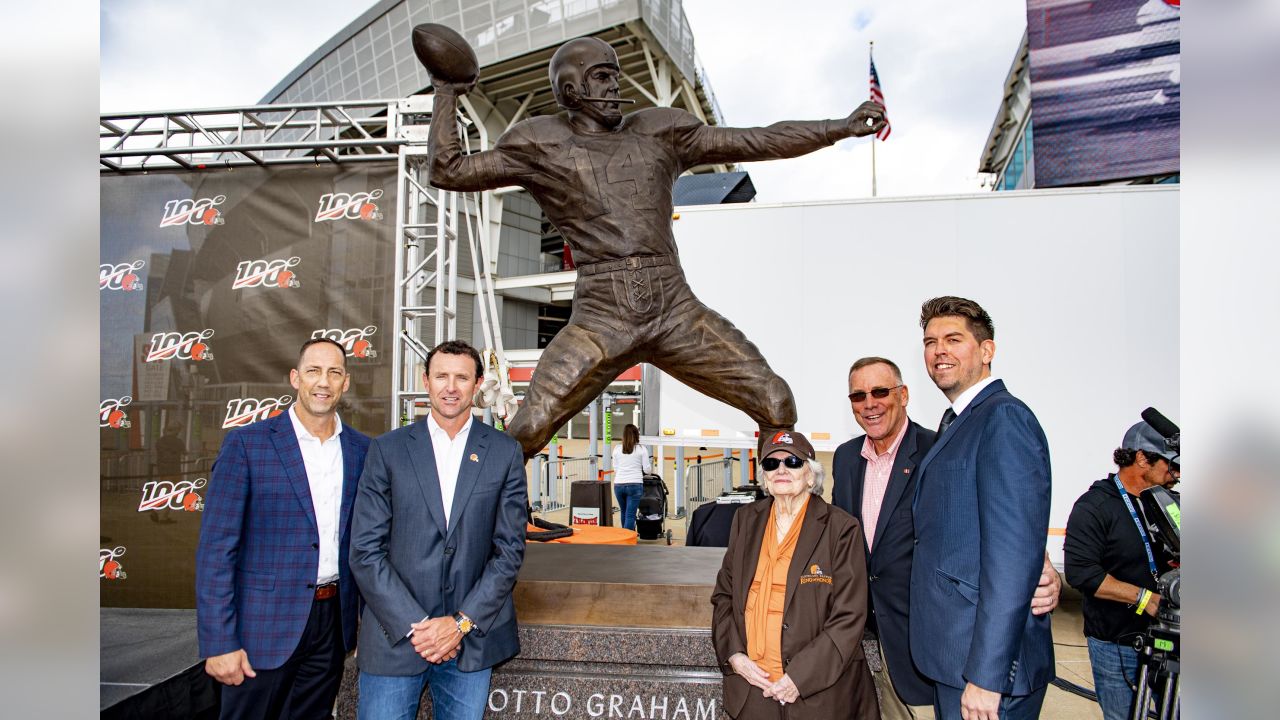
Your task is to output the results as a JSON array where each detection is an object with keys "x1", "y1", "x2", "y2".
[
  {"x1": 288, "y1": 405, "x2": 344, "y2": 585},
  {"x1": 427, "y1": 412, "x2": 474, "y2": 529},
  {"x1": 408, "y1": 413, "x2": 475, "y2": 637},
  {"x1": 951, "y1": 376, "x2": 998, "y2": 418}
]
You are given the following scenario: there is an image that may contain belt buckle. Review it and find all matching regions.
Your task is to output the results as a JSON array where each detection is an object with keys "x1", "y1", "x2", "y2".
[
  {"x1": 314, "y1": 582, "x2": 338, "y2": 600},
  {"x1": 624, "y1": 256, "x2": 641, "y2": 270}
]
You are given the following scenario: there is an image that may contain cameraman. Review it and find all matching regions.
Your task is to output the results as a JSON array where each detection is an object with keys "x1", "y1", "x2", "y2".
[{"x1": 1064, "y1": 421, "x2": 1179, "y2": 720}]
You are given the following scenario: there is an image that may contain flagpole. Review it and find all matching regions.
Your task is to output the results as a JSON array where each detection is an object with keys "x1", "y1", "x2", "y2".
[
  {"x1": 871, "y1": 128, "x2": 878, "y2": 198},
  {"x1": 870, "y1": 41, "x2": 878, "y2": 198}
]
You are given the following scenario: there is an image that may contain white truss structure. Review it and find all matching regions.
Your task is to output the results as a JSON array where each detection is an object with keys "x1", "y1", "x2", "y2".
[
  {"x1": 391, "y1": 96, "x2": 516, "y2": 428},
  {"x1": 100, "y1": 98, "x2": 517, "y2": 430},
  {"x1": 100, "y1": 100, "x2": 403, "y2": 172}
]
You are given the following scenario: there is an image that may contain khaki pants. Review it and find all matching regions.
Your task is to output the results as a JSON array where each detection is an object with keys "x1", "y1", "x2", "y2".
[{"x1": 869, "y1": 639, "x2": 927, "y2": 720}]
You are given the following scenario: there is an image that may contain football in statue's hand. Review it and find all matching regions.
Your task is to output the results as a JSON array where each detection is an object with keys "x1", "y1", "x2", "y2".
[{"x1": 411, "y1": 23, "x2": 479, "y2": 85}]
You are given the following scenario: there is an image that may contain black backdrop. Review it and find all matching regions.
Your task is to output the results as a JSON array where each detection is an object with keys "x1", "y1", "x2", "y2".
[{"x1": 101, "y1": 164, "x2": 396, "y2": 608}]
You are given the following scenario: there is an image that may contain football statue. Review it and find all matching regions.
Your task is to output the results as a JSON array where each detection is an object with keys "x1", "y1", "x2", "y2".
[{"x1": 415, "y1": 26, "x2": 887, "y2": 459}]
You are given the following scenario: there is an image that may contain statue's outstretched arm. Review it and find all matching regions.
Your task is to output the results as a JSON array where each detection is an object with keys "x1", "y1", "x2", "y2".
[
  {"x1": 682, "y1": 101, "x2": 886, "y2": 166},
  {"x1": 428, "y1": 86, "x2": 514, "y2": 192}
]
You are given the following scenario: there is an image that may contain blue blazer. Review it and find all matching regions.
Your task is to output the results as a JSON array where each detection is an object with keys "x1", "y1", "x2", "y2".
[
  {"x1": 831, "y1": 420, "x2": 936, "y2": 706},
  {"x1": 196, "y1": 411, "x2": 370, "y2": 670},
  {"x1": 349, "y1": 418, "x2": 528, "y2": 674},
  {"x1": 908, "y1": 380, "x2": 1053, "y2": 696}
]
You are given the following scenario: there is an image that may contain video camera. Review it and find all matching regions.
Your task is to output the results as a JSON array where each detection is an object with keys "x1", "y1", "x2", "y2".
[{"x1": 1129, "y1": 407, "x2": 1181, "y2": 720}]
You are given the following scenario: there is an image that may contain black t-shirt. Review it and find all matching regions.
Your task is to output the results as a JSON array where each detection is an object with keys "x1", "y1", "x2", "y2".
[{"x1": 1063, "y1": 476, "x2": 1176, "y2": 643}]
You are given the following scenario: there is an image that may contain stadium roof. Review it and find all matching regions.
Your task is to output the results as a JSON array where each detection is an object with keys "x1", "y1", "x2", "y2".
[
  {"x1": 261, "y1": 0, "x2": 724, "y2": 127},
  {"x1": 979, "y1": 30, "x2": 1030, "y2": 175},
  {"x1": 674, "y1": 171, "x2": 756, "y2": 205}
]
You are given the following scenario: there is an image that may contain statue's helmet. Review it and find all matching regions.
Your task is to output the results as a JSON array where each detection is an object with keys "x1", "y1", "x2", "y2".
[{"x1": 549, "y1": 37, "x2": 619, "y2": 109}]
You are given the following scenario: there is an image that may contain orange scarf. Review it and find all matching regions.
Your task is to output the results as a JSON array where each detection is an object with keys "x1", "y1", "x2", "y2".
[{"x1": 745, "y1": 498, "x2": 809, "y2": 681}]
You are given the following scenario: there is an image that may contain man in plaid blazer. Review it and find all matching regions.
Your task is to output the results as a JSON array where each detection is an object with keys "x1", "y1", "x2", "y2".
[{"x1": 196, "y1": 338, "x2": 371, "y2": 720}]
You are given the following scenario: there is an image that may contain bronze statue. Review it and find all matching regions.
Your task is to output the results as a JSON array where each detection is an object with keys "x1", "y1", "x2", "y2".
[{"x1": 425, "y1": 34, "x2": 886, "y2": 459}]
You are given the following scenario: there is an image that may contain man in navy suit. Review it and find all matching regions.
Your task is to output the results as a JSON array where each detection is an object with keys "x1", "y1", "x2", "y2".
[
  {"x1": 833, "y1": 356, "x2": 1059, "y2": 720},
  {"x1": 196, "y1": 338, "x2": 371, "y2": 720},
  {"x1": 350, "y1": 340, "x2": 527, "y2": 719},
  {"x1": 833, "y1": 357, "x2": 938, "y2": 720},
  {"x1": 908, "y1": 297, "x2": 1054, "y2": 720}
]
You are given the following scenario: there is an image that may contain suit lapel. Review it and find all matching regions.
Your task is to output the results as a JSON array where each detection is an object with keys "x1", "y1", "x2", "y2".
[
  {"x1": 850, "y1": 449, "x2": 868, "y2": 522},
  {"x1": 338, "y1": 426, "x2": 360, "y2": 542},
  {"x1": 784, "y1": 495, "x2": 826, "y2": 617},
  {"x1": 733, "y1": 500, "x2": 770, "y2": 616},
  {"x1": 270, "y1": 411, "x2": 318, "y2": 535},
  {"x1": 915, "y1": 381, "x2": 1007, "y2": 507},
  {"x1": 406, "y1": 420, "x2": 448, "y2": 535},
  {"x1": 445, "y1": 421, "x2": 489, "y2": 542},
  {"x1": 872, "y1": 423, "x2": 919, "y2": 549}
]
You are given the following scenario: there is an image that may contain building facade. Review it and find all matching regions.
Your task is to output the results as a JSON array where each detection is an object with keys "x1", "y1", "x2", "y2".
[{"x1": 980, "y1": 1, "x2": 1180, "y2": 191}]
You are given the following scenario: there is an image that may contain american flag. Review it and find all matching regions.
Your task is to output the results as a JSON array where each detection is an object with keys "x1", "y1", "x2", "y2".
[{"x1": 870, "y1": 54, "x2": 891, "y2": 141}]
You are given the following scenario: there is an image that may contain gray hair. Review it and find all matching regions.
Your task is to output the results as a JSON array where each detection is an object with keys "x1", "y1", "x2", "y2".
[
  {"x1": 806, "y1": 459, "x2": 825, "y2": 496},
  {"x1": 762, "y1": 458, "x2": 825, "y2": 496},
  {"x1": 848, "y1": 356, "x2": 903, "y2": 384}
]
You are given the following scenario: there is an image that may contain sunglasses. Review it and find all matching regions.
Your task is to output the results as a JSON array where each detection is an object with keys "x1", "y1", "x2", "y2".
[
  {"x1": 760, "y1": 455, "x2": 806, "y2": 471},
  {"x1": 848, "y1": 385, "x2": 903, "y2": 403}
]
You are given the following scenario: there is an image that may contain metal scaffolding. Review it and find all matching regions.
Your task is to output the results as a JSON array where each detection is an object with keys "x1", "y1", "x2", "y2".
[
  {"x1": 100, "y1": 98, "x2": 514, "y2": 430},
  {"x1": 389, "y1": 96, "x2": 515, "y2": 428},
  {"x1": 100, "y1": 100, "x2": 403, "y2": 172}
]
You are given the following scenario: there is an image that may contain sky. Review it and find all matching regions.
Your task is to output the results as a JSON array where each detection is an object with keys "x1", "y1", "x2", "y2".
[{"x1": 99, "y1": 0, "x2": 1029, "y2": 201}]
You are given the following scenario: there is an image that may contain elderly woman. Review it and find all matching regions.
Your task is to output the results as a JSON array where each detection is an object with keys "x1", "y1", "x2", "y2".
[{"x1": 712, "y1": 431, "x2": 879, "y2": 719}]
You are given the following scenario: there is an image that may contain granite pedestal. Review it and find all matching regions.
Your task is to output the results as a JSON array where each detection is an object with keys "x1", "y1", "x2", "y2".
[{"x1": 336, "y1": 544, "x2": 729, "y2": 719}]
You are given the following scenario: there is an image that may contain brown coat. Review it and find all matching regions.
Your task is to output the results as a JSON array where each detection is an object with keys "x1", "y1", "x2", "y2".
[{"x1": 712, "y1": 495, "x2": 880, "y2": 720}]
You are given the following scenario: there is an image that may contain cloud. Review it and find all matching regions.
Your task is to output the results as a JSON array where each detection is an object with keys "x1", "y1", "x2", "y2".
[
  {"x1": 100, "y1": 0, "x2": 365, "y2": 112},
  {"x1": 683, "y1": 0, "x2": 1027, "y2": 201},
  {"x1": 99, "y1": 0, "x2": 1027, "y2": 201}
]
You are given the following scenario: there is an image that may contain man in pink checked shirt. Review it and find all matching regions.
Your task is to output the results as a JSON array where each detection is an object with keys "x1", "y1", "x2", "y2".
[{"x1": 831, "y1": 357, "x2": 1061, "y2": 720}]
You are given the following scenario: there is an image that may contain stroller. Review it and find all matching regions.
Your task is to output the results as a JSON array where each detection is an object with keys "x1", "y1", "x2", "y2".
[{"x1": 635, "y1": 473, "x2": 671, "y2": 544}]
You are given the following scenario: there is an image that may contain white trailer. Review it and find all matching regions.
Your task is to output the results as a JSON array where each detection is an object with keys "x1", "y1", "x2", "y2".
[{"x1": 658, "y1": 185, "x2": 1179, "y2": 560}]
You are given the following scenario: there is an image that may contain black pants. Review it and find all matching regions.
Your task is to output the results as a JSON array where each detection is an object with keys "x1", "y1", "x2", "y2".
[{"x1": 219, "y1": 597, "x2": 344, "y2": 720}]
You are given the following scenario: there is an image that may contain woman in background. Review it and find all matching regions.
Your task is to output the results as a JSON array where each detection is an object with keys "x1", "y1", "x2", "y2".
[{"x1": 611, "y1": 424, "x2": 651, "y2": 531}]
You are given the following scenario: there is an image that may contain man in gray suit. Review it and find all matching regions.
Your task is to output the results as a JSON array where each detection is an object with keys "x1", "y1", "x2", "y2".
[{"x1": 350, "y1": 340, "x2": 527, "y2": 719}]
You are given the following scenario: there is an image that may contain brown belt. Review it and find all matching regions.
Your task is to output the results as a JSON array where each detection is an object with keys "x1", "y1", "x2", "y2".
[
  {"x1": 314, "y1": 582, "x2": 338, "y2": 600},
  {"x1": 575, "y1": 254, "x2": 675, "y2": 276}
]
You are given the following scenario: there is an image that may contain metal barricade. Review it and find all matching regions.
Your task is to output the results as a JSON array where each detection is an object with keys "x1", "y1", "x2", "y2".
[
  {"x1": 100, "y1": 453, "x2": 217, "y2": 493},
  {"x1": 533, "y1": 455, "x2": 596, "y2": 513},
  {"x1": 683, "y1": 456, "x2": 738, "y2": 530},
  {"x1": 100, "y1": 452, "x2": 151, "y2": 493},
  {"x1": 189, "y1": 456, "x2": 216, "y2": 477}
]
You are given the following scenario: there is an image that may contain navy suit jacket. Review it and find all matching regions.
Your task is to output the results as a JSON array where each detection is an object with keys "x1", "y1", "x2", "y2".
[
  {"x1": 350, "y1": 418, "x2": 528, "y2": 674},
  {"x1": 831, "y1": 420, "x2": 936, "y2": 706},
  {"x1": 909, "y1": 380, "x2": 1053, "y2": 695},
  {"x1": 196, "y1": 411, "x2": 370, "y2": 669}
]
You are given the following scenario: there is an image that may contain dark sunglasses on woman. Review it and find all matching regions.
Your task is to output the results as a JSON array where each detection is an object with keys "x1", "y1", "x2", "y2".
[{"x1": 760, "y1": 455, "x2": 805, "y2": 471}]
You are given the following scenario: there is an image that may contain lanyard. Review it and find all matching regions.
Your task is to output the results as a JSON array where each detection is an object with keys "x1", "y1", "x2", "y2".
[{"x1": 1113, "y1": 474, "x2": 1159, "y2": 583}]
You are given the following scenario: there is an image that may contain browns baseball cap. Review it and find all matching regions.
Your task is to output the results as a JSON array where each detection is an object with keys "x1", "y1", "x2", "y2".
[{"x1": 760, "y1": 430, "x2": 815, "y2": 461}]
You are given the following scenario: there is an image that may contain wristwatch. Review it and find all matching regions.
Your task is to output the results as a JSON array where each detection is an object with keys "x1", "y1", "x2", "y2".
[{"x1": 454, "y1": 612, "x2": 474, "y2": 635}]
